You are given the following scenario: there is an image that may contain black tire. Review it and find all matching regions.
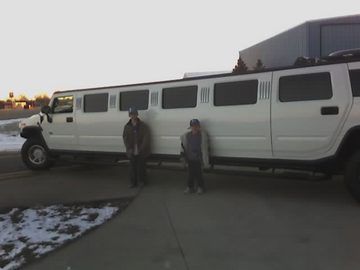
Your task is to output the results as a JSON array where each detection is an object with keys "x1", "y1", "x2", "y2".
[
  {"x1": 21, "y1": 138, "x2": 54, "y2": 170},
  {"x1": 345, "y1": 152, "x2": 360, "y2": 202}
]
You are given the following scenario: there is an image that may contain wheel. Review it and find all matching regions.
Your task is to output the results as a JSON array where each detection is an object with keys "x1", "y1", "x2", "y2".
[
  {"x1": 345, "y1": 152, "x2": 360, "y2": 202},
  {"x1": 21, "y1": 138, "x2": 54, "y2": 170}
]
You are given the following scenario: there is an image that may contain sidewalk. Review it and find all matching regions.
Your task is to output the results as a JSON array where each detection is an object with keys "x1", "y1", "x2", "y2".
[{"x1": 23, "y1": 168, "x2": 360, "y2": 270}]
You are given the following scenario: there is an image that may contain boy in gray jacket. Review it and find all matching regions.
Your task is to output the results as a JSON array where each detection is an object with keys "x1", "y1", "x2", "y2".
[{"x1": 180, "y1": 119, "x2": 210, "y2": 194}]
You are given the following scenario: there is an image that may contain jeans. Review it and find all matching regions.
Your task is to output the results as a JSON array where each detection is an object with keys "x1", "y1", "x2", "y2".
[
  {"x1": 187, "y1": 160, "x2": 204, "y2": 189},
  {"x1": 129, "y1": 155, "x2": 147, "y2": 186}
]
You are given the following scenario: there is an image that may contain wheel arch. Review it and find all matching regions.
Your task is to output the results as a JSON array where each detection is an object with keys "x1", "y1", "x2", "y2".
[
  {"x1": 334, "y1": 125, "x2": 360, "y2": 170},
  {"x1": 20, "y1": 126, "x2": 49, "y2": 150}
]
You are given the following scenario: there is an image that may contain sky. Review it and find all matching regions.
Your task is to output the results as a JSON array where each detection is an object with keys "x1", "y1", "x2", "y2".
[{"x1": 0, "y1": 0, "x2": 359, "y2": 100}]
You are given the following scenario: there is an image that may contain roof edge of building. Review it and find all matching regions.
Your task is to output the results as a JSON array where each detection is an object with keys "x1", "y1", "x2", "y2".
[{"x1": 239, "y1": 14, "x2": 360, "y2": 55}]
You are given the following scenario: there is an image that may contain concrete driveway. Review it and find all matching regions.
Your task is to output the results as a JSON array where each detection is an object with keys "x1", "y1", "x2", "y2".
[
  {"x1": 8, "y1": 164, "x2": 357, "y2": 270},
  {"x1": 0, "y1": 154, "x2": 138, "y2": 208}
]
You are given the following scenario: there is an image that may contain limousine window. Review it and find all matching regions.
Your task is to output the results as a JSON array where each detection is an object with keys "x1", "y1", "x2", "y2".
[
  {"x1": 84, "y1": 93, "x2": 109, "y2": 112},
  {"x1": 279, "y1": 72, "x2": 332, "y2": 102},
  {"x1": 349, "y1": 69, "x2": 360, "y2": 97},
  {"x1": 162, "y1": 86, "x2": 197, "y2": 109},
  {"x1": 120, "y1": 90, "x2": 149, "y2": 111},
  {"x1": 214, "y1": 80, "x2": 258, "y2": 106},
  {"x1": 52, "y1": 96, "x2": 73, "y2": 114}
]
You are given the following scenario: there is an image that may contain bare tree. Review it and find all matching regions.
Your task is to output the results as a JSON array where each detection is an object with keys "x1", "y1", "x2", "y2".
[
  {"x1": 17, "y1": 94, "x2": 29, "y2": 101},
  {"x1": 253, "y1": 59, "x2": 265, "y2": 71},
  {"x1": 233, "y1": 55, "x2": 248, "y2": 73},
  {"x1": 34, "y1": 94, "x2": 50, "y2": 107}
]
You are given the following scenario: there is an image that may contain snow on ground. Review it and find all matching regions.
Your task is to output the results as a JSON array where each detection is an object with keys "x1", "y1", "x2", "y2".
[
  {"x1": 0, "y1": 119, "x2": 25, "y2": 152},
  {"x1": 0, "y1": 119, "x2": 25, "y2": 126},
  {"x1": 0, "y1": 202, "x2": 124, "y2": 270},
  {"x1": 0, "y1": 134, "x2": 25, "y2": 152}
]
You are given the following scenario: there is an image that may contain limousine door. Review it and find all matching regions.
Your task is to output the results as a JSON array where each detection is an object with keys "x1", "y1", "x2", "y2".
[
  {"x1": 207, "y1": 72, "x2": 273, "y2": 159},
  {"x1": 271, "y1": 64, "x2": 352, "y2": 160},
  {"x1": 42, "y1": 95, "x2": 77, "y2": 150}
]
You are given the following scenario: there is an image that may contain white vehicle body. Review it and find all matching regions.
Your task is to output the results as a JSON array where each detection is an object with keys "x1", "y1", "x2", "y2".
[{"x1": 19, "y1": 58, "x2": 360, "y2": 176}]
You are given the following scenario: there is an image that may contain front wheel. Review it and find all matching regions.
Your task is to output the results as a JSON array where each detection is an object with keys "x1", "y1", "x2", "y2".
[
  {"x1": 345, "y1": 152, "x2": 360, "y2": 202},
  {"x1": 21, "y1": 139, "x2": 54, "y2": 170}
]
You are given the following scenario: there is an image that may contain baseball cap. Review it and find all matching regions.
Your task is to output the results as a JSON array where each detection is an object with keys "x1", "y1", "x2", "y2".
[
  {"x1": 188, "y1": 119, "x2": 200, "y2": 128},
  {"x1": 128, "y1": 107, "x2": 138, "y2": 115}
]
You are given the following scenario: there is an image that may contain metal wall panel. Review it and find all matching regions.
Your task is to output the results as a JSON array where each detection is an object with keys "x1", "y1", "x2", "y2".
[
  {"x1": 239, "y1": 15, "x2": 360, "y2": 69},
  {"x1": 308, "y1": 15, "x2": 360, "y2": 57},
  {"x1": 240, "y1": 24, "x2": 308, "y2": 69},
  {"x1": 320, "y1": 24, "x2": 360, "y2": 56}
]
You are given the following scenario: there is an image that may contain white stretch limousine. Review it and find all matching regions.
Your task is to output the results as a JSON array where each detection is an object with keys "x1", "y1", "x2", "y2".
[{"x1": 20, "y1": 53, "x2": 360, "y2": 200}]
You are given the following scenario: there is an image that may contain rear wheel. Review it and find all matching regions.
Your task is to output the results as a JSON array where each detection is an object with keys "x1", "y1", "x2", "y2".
[
  {"x1": 345, "y1": 152, "x2": 360, "y2": 202},
  {"x1": 21, "y1": 138, "x2": 54, "y2": 170}
]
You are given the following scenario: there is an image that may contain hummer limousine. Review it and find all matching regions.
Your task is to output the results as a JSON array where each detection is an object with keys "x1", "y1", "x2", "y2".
[{"x1": 19, "y1": 50, "x2": 360, "y2": 201}]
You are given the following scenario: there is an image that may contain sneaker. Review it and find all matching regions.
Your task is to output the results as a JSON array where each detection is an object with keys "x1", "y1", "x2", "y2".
[
  {"x1": 184, "y1": 187, "x2": 194, "y2": 194},
  {"x1": 197, "y1": 187, "x2": 204, "y2": 195}
]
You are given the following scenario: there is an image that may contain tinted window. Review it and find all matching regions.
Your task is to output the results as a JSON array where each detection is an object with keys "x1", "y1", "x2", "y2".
[
  {"x1": 162, "y1": 86, "x2": 197, "y2": 109},
  {"x1": 214, "y1": 80, "x2": 258, "y2": 106},
  {"x1": 120, "y1": 90, "x2": 149, "y2": 111},
  {"x1": 279, "y1": 72, "x2": 332, "y2": 102},
  {"x1": 350, "y1": 70, "x2": 360, "y2": 97},
  {"x1": 84, "y1": 93, "x2": 109, "y2": 112},
  {"x1": 52, "y1": 96, "x2": 73, "y2": 113}
]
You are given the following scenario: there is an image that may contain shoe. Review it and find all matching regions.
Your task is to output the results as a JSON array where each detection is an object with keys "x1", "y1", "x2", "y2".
[
  {"x1": 184, "y1": 187, "x2": 194, "y2": 194},
  {"x1": 197, "y1": 187, "x2": 204, "y2": 195}
]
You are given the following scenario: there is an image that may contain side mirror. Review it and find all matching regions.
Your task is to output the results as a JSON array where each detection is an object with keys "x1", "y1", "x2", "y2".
[
  {"x1": 40, "y1": 105, "x2": 53, "y2": 123},
  {"x1": 41, "y1": 105, "x2": 51, "y2": 114}
]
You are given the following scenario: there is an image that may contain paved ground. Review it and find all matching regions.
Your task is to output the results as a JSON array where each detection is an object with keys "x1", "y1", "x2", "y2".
[
  {"x1": 0, "y1": 153, "x2": 137, "y2": 208},
  {"x1": 0, "y1": 152, "x2": 27, "y2": 174},
  {"x1": 2, "y1": 163, "x2": 353, "y2": 270}
]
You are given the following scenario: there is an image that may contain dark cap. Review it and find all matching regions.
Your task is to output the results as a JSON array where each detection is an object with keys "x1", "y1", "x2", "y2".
[
  {"x1": 189, "y1": 119, "x2": 200, "y2": 128},
  {"x1": 128, "y1": 107, "x2": 138, "y2": 115}
]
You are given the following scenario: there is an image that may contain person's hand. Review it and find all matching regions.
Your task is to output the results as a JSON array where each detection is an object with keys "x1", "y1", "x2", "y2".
[{"x1": 180, "y1": 152, "x2": 187, "y2": 168}]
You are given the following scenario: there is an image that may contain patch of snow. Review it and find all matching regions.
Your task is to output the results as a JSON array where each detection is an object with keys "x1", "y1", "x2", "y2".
[
  {"x1": 0, "y1": 204, "x2": 120, "y2": 270},
  {"x1": 0, "y1": 134, "x2": 25, "y2": 152},
  {"x1": 2, "y1": 259, "x2": 24, "y2": 270},
  {"x1": 0, "y1": 118, "x2": 25, "y2": 152},
  {"x1": 0, "y1": 118, "x2": 25, "y2": 126}
]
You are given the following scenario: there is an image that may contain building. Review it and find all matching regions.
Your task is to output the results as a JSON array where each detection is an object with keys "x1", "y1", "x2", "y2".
[
  {"x1": 239, "y1": 14, "x2": 360, "y2": 69},
  {"x1": 183, "y1": 71, "x2": 230, "y2": 78}
]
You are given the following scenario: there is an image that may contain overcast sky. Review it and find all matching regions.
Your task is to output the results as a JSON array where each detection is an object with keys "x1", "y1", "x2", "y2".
[{"x1": 0, "y1": 0, "x2": 359, "y2": 99}]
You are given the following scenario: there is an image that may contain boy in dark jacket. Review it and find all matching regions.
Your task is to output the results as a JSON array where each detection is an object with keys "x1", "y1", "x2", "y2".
[
  {"x1": 123, "y1": 107, "x2": 151, "y2": 188},
  {"x1": 180, "y1": 119, "x2": 210, "y2": 194}
]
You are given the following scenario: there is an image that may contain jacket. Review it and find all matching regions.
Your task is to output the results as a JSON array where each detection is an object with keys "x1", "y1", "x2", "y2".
[
  {"x1": 180, "y1": 129, "x2": 210, "y2": 168},
  {"x1": 123, "y1": 118, "x2": 151, "y2": 158}
]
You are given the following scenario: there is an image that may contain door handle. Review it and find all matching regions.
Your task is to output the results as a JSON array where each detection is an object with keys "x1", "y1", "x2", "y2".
[
  {"x1": 66, "y1": 117, "x2": 73, "y2": 123},
  {"x1": 321, "y1": 106, "x2": 339, "y2": 115}
]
